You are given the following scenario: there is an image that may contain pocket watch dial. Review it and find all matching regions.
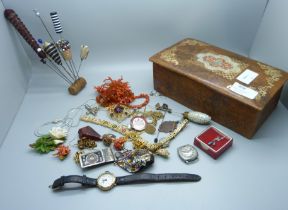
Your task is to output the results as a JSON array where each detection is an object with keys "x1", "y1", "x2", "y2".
[
  {"x1": 97, "y1": 172, "x2": 116, "y2": 191},
  {"x1": 130, "y1": 116, "x2": 147, "y2": 131}
]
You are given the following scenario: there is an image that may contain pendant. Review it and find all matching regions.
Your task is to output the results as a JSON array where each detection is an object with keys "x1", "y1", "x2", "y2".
[{"x1": 145, "y1": 124, "x2": 156, "y2": 134}]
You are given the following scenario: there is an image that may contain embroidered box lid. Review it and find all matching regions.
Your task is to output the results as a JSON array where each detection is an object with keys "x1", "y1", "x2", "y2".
[{"x1": 149, "y1": 38, "x2": 288, "y2": 110}]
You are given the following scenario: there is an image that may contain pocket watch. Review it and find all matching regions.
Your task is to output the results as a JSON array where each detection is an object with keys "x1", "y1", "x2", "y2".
[{"x1": 130, "y1": 116, "x2": 147, "y2": 131}]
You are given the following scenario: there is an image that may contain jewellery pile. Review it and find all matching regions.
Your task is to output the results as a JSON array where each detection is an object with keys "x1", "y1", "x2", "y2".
[
  {"x1": 26, "y1": 76, "x2": 217, "y2": 192},
  {"x1": 4, "y1": 9, "x2": 89, "y2": 95},
  {"x1": 80, "y1": 116, "x2": 189, "y2": 158}
]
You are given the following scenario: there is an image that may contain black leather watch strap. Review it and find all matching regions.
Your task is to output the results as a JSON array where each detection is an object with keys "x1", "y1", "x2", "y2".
[
  {"x1": 51, "y1": 175, "x2": 97, "y2": 190},
  {"x1": 116, "y1": 173, "x2": 201, "y2": 185}
]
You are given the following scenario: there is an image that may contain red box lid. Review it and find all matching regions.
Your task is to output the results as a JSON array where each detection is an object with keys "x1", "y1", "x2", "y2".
[{"x1": 195, "y1": 126, "x2": 232, "y2": 153}]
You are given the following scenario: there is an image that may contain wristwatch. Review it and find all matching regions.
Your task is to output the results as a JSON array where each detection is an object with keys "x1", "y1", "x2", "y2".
[
  {"x1": 50, "y1": 171, "x2": 201, "y2": 191},
  {"x1": 178, "y1": 144, "x2": 198, "y2": 163}
]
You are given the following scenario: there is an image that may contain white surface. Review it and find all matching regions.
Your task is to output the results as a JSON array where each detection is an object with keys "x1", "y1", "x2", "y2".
[
  {"x1": 0, "y1": 1, "x2": 31, "y2": 145},
  {"x1": 2, "y1": 0, "x2": 268, "y2": 64},
  {"x1": 0, "y1": 63, "x2": 288, "y2": 210},
  {"x1": 249, "y1": 0, "x2": 288, "y2": 108}
]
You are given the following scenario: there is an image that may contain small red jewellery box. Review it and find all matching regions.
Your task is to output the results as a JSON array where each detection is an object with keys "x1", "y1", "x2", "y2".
[{"x1": 194, "y1": 126, "x2": 233, "y2": 159}]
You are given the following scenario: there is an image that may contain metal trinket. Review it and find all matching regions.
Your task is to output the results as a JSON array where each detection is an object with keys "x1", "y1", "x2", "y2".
[
  {"x1": 77, "y1": 137, "x2": 97, "y2": 150},
  {"x1": 107, "y1": 104, "x2": 134, "y2": 123},
  {"x1": 84, "y1": 104, "x2": 99, "y2": 116},
  {"x1": 155, "y1": 103, "x2": 172, "y2": 113},
  {"x1": 145, "y1": 124, "x2": 156, "y2": 134},
  {"x1": 115, "y1": 149, "x2": 154, "y2": 173},
  {"x1": 178, "y1": 144, "x2": 198, "y2": 163},
  {"x1": 79, "y1": 148, "x2": 115, "y2": 168},
  {"x1": 158, "y1": 121, "x2": 178, "y2": 133},
  {"x1": 207, "y1": 136, "x2": 225, "y2": 146},
  {"x1": 143, "y1": 111, "x2": 164, "y2": 126},
  {"x1": 130, "y1": 116, "x2": 147, "y2": 131},
  {"x1": 102, "y1": 134, "x2": 116, "y2": 146},
  {"x1": 74, "y1": 151, "x2": 83, "y2": 164},
  {"x1": 154, "y1": 103, "x2": 171, "y2": 142}
]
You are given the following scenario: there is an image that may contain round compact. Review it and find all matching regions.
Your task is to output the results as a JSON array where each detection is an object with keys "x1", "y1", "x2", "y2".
[{"x1": 130, "y1": 116, "x2": 147, "y2": 131}]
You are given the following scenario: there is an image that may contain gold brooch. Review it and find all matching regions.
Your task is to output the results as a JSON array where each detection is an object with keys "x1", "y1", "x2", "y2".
[{"x1": 106, "y1": 104, "x2": 134, "y2": 123}]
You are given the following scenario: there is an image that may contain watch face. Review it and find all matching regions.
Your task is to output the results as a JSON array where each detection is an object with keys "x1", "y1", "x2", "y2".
[
  {"x1": 178, "y1": 144, "x2": 198, "y2": 163},
  {"x1": 97, "y1": 171, "x2": 116, "y2": 191},
  {"x1": 130, "y1": 116, "x2": 147, "y2": 131}
]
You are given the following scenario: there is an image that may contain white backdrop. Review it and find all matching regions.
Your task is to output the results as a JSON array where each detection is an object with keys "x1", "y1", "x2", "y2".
[
  {"x1": 250, "y1": 0, "x2": 288, "y2": 108},
  {"x1": 0, "y1": 1, "x2": 31, "y2": 145},
  {"x1": 2, "y1": 0, "x2": 268, "y2": 65}
]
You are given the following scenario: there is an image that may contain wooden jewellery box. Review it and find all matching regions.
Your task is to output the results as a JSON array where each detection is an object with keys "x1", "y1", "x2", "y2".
[{"x1": 149, "y1": 38, "x2": 288, "y2": 139}]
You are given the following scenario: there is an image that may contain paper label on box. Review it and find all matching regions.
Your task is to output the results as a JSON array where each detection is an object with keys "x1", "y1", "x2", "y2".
[
  {"x1": 228, "y1": 82, "x2": 258, "y2": 99},
  {"x1": 236, "y1": 69, "x2": 258, "y2": 85}
]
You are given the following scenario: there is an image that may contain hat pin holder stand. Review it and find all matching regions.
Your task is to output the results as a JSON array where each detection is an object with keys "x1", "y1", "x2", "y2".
[{"x1": 4, "y1": 9, "x2": 89, "y2": 95}]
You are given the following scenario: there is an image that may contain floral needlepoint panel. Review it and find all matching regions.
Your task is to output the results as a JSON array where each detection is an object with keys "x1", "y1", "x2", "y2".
[{"x1": 196, "y1": 53, "x2": 248, "y2": 80}]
